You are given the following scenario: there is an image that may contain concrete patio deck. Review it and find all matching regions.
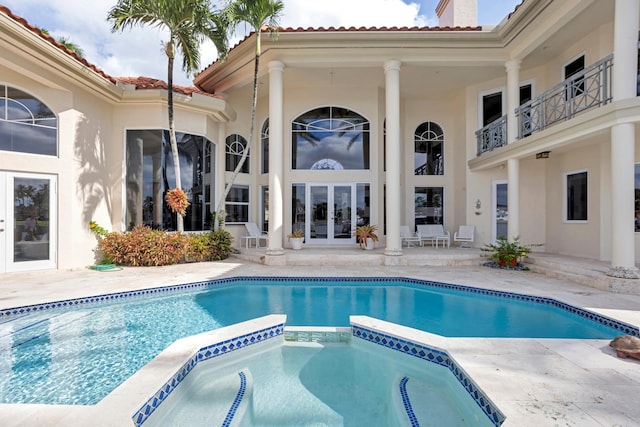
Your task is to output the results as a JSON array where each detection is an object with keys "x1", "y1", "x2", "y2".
[{"x1": 1, "y1": 255, "x2": 639, "y2": 426}]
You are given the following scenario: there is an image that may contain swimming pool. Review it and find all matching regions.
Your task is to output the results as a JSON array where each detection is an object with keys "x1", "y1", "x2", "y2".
[{"x1": 0, "y1": 276, "x2": 637, "y2": 406}]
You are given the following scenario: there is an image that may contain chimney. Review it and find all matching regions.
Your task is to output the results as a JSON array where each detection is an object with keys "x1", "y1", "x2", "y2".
[{"x1": 435, "y1": 0, "x2": 478, "y2": 27}]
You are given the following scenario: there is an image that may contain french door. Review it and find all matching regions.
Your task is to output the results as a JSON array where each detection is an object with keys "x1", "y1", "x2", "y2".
[
  {"x1": 0, "y1": 172, "x2": 57, "y2": 273},
  {"x1": 492, "y1": 180, "x2": 508, "y2": 243},
  {"x1": 307, "y1": 183, "x2": 356, "y2": 245}
]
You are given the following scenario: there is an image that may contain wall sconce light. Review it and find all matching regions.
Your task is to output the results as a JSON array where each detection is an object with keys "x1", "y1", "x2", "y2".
[
  {"x1": 475, "y1": 199, "x2": 481, "y2": 210},
  {"x1": 536, "y1": 151, "x2": 551, "y2": 159}
]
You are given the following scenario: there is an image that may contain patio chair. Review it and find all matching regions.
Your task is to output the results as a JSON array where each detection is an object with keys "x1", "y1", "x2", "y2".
[
  {"x1": 453, "y1": 225, "x2": 475, "y2": 248},
  {"x1": 400, "y1": 225, "x2": 422, "y2": 247},
  {"x1": 241, "y1": 222, "x2": 269, "y2": 248},
  {"x1": 417, "y1": 224, "x2": 450, "y2": 248}
]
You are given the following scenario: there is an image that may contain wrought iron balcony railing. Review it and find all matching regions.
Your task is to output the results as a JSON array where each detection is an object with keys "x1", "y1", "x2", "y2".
[
  {"x1": 476, "y1": 115, "x2": 507, "y2": 156},
  {"x1": 516, "y1": 55, "x2": 613, "y2": 139},
  {"x1": 476, "y1": 55, "x2": 613, "y2": 156}
]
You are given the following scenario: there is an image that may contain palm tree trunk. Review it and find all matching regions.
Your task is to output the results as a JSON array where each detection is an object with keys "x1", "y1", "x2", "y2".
[
  {"x1": 167, "y1": 46, "x2": 184, "y2": 232},
  {"x1": 215, "y1": 31, "x2": 261, "y2": 229}
]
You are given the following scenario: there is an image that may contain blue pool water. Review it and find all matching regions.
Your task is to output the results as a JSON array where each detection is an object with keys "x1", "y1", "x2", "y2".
[
  {"x1": 146, "y1": 339, "x2": 494, "y2": 427},
  {"x1": 0, "y1": 277, "x2": 636, "y2": 405}
]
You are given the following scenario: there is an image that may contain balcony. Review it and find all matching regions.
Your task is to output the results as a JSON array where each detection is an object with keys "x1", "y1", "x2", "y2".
[{"x1": 476, "y1": 55, "x2": 613, "y2": 156}]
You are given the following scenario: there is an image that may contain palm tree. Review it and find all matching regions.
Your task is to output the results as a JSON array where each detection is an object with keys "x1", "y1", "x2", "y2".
[
  {"x1": 215, "y1": 0, "x2": 284, "y2": 229},
  {"x1": 108, "y1": 0, "x2": 229, "y2": 231},
  {"x1": 40, "y1": 29, "x2": 85, "y2": 57}
]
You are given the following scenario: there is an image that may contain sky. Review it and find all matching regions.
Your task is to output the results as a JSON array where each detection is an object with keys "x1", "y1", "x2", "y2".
[{"x1": 3, "y1": 0, "x2": 521, "y2": 86}]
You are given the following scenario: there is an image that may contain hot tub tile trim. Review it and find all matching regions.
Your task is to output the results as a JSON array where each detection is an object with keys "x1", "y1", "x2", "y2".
[
  {"x1": 131, "y1": 322, "x2": 284, "y2": 427},
  {"x1": 352, "y1": 324, "x2": 506, "y2": 426}
]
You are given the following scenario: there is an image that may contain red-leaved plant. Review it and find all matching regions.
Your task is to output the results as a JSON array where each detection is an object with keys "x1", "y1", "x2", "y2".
[{"x1": 165, "y1": 188, "x2": 190, "y2": 216}]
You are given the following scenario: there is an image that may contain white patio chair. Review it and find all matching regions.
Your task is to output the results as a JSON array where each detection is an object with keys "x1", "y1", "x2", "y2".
[
  {"x1": 400, "y1": 225, "x2": 422, "y2": 247},
  {"x1": 454, "y1": 225, "x2": 475, "y2": 248},
  {"x1": 241, "y1": 222, "x2": 269, "y2": 248},
  {"x1": 417, "y1": 224, "x2": 450, "y2": 248}
]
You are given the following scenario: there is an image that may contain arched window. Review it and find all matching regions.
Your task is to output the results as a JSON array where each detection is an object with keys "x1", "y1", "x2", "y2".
[
  {"x1": 225, "y1": 134, "x2": 249, "y2": 173},
  {"x1": 261, "y1": 119, "x2": 269, "y2": 174},
  {"x1": 414, "y1": 122, "x2": 444, "y2": 175},
  {"x1": 291, "y1": 106, "x2": 370, "y2": 170},
  {"x1": 0, "y1": 85, "x2": 57, "y2": 156}
]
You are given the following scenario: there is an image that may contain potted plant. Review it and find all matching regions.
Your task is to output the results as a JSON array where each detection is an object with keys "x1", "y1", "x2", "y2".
[
  {"x1": 481, "y1": 236, "x2": 539, "y2": 269},
  {"x1": 354, "y1": 224, "x2": 379, "y2": 250},
  {"x1": 287, "y1": 228, "x2": 304, "y2": 250}
]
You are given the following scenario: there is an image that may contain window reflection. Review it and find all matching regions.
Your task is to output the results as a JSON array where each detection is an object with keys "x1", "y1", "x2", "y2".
[
  {"x1": 0, "y1": 85, "x2": 57, "y2": 156},
  {"x1": 414, "y1": 122, "x2": 444, "y2": 175},
  {"x1": 292, "y1": 106, "x2": 370, "y2": 170},
  {"x1": 126, "y1": 130, "x2": 213, "y2": 231},
  {"x1": 14, "y1": 177, "x2": 50, "y2": 262}
]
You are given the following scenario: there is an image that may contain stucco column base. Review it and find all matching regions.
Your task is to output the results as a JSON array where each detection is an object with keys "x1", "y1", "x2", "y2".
[
  {"x1": 263, "y1": 252, "x2": 286, "y2": 266},
  {"x1": 265, "y1": 249, "x2": 284, "y2": 256},
  {"x1": 606, "y1": 266, "x2": 640, "y2": 279},
  {"x1": 384, "y1": 249, "x2": 403, "y2": 256}
]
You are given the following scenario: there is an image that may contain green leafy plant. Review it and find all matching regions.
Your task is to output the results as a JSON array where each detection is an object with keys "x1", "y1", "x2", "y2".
[
  {"x1": 89, "y1": 221, "x2": 109, "y2": 239},
  {"x1": 185, "y1": 230, "x2": 233, "y2": 262},
  {"x1": 354, "y1": 224, "x2": 379, "y2": 248},
  {"x1": 481, "y1": 236, "x2": 540, "y2": 268},
  {"x1": 287, "y1": 229, "x2": 304, "y2": 240}
]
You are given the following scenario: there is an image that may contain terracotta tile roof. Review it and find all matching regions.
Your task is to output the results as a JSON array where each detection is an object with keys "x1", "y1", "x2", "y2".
[
  {"x1": 0, "y1": 5, "x2": 213, "y2": 97},
  {"x1": 115, "y1": 76, "x2": 221, "y2": 98},
  {"x1": 507, "y1": 0, "x2": 527, "y2": 20}
]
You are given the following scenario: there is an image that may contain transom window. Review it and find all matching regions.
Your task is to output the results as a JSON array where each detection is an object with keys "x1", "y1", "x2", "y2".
[
  {"x1": 0, "y1": 85, "x2": 57, "y2": 156},
  {"x1": 414, "y1": 122, "x2": 444, "y2": 175},
  {"x1": 226, "y1": 134, "x2": 249, "y2": 173},
  {"x1": 292, "y1": 106, "x2": 370, "y2": 170}
]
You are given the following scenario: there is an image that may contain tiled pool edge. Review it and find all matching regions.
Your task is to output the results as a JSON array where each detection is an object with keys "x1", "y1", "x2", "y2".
[
  {"x1": 131, "y1": 318, "x2": 284, "y2": 427},
  {"x1": 2, "y1": 276, "x2": 637, "y2": 337},
  {"x1": 351, "y1": 318, "x2": 507, "y2": 427}
]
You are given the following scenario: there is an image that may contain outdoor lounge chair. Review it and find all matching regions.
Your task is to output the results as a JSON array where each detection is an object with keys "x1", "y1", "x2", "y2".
[
  {"x1": 453, "y1": 225, "x2": 475, "y2": 248},
  {"x1": 417, "y1": 224, "x2": 450, "y2": 248},
  {"x1": 400, "y1": 225, "x2": 422, "y2": 247},
  {"x1": 241, "y1": 222, "x2": 269, "y2": 248}
]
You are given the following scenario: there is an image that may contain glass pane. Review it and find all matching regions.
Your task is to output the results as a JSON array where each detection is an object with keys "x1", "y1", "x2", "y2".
[
  {"x1": 292, "y1": 184, "x2": 306, "y2": 236},
  {"x1": 261, "y1": 186, "x2": 269, "y2": 232},
  {"x1": 333, "y1": 186, "x2": 352, "y2": 239},
  {"x1": 310, "y1": 186, "x2": 328, "y2": 239},
  {"x1": 292, "y1": 106, "x2": 369, "y2": 170},
  {"x1": 567, "y1": 172, "x2": 587, "y2": 221},
  {"x1": 13, "y1": 177, "x2": 50, "y2": 262},
  {"x1": 262, "y1": 119, "x2": 269, "y2": 174},
  {"x1": 0, "y1": 121, "x2": 57, "y2": 156},
  {"x1": 414, "y1": 187, "x2": 444, "y2": 226},
  {"x1": 356, "y1": 183, "x2": 370, "y2": 227},
  {"x1": 496, "y1": 183, "x2": 508, "y2": 240}
]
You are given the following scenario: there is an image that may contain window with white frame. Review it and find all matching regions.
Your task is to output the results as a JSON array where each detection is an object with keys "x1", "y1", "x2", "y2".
[
  {"x1": 565, "y1": 170, "x2": 587, "y2": 222},
  {"x1": 414, "y1": 187, "x2": 444, "y2": 226},
  {"x1": 225, "y1": 134, "x2": 249, "y2": 173},
  {"x1": 0, "y1": 85, "x2": 58, "y2": 156},
  {"x1": 414, "y1": 122, "x2": 444, "y2": 175},
  {"x1": 225, "y1": 185, "x2": 249, "y2": 223}
]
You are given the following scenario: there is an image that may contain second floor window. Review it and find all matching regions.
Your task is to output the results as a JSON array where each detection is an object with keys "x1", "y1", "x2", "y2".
[
  {"x1": 226, "y1": 134, "x2": 249, "y2": 173},
  {"x1": 414, "y1": 122, "x2": 444, "y2": 175}
]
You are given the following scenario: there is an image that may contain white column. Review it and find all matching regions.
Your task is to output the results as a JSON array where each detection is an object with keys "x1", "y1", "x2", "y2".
[
  {"x1": 384, "y1": 59, "x2": 402, "y2": 256},
  {"x1": 267, "y1": 60, "x2": 285, "y2": 255},
  {"x1": 505, "y1": 59, "x2": 521, "y2": 144},
  {"x1": 608, "y1": 0, "x2": 639, "y2": 278},
  {"x1": 507, "y1": 158, "x2": 519, "y2": 240}
]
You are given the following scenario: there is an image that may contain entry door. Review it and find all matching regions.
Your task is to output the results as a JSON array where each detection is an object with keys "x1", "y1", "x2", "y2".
[
  {"x1": 492, "y1": 180, "x2": 508, "y2": 243},
  {"x1": 0, "y1": 172, "x2": 57, "y2": 273},
  {"x1": 307, "y1": 184, "x2": 355, "y2": 245}
]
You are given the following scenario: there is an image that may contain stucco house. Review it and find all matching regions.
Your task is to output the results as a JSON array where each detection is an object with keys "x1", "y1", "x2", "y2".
[{"x1": 1, "y1": 0, "x2": 639, "y2": 280}]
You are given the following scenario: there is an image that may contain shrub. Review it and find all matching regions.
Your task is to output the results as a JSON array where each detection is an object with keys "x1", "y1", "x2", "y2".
[
  {"x1": 481, "y1": 236, "x2": 541, "y2": 268},
  {"x1": 98, "y1": 226, "x2": 188, "y2": 266},
  {"x1": 185, "y1": 231, "x2": 233, "y2": 262}
]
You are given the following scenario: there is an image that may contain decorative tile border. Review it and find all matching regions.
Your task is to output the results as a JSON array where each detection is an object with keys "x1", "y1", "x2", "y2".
[
  {"x1": 131, "y1": 323, "x2": 283, "y2": 427},
  {"x1": 399, "y1": 377, "x2": 420, "y2": 427},
  {"x1": 221, "y1": 371, "x2": 247, "y2": 427},
  {"x1": 353, "y1": 325, "x2": 507, "y2": 426},
  {"x1": 2, "y1": 276, "x2": 637, "y2": 337}
]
